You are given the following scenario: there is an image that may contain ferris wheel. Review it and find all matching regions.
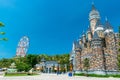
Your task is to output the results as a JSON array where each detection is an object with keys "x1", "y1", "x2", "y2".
[{"x1": 16, "y1": 36, "x2": 29, "y2": 57}]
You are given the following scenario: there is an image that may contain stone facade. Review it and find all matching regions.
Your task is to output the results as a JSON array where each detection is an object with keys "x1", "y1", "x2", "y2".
[{"x1": 70, "y1": 4, "x2": 119, "y2": 74}]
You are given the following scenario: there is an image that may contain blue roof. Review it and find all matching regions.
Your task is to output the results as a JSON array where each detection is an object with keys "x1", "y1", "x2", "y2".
[
  {"x1": 45, "y1": 61, "x2": 58, "y2": 65},
  {"x1": 105, "y1": 20, "x2": 113, "y2": 30},
  {"x1": 92, "y1": 3, "x2": 96, "y2": 10},
  {"x1": 95, "y1": 20, "x2": 104, "y2": 29},
  {"x1": 93, "y1": 31, "x2": 100, "y2": 39},
  {"x1": 74, "y1": 41, "x2": 81, "y2": 49}
]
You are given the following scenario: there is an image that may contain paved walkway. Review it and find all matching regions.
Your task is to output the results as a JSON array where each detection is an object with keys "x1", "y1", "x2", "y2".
[{"x1": 0, "y1": 73, "x2": 120, "y2": 80}]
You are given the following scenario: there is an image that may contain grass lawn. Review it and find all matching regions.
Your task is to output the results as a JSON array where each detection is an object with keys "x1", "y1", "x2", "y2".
[
  {"x1": 74, "y1": 73, "x2": 120, "y2": 78},
  {"x1": 5, "y1": 72, "x2": 39, "y2": 76}
]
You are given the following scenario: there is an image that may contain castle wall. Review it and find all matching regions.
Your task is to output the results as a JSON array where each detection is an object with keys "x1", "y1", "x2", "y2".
[
  {"x1": 104, "y1": 33, "x2": 118, "y2": 71},
  {"x1": 74, "y1": 49, "x2": 81, "y2": 71},
  {"x1": 90, "y1": 48, "x2": 105, "y2": 71}
]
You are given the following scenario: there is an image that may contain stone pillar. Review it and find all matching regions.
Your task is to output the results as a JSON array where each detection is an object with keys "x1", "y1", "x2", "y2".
[{"x1": 48, "y1": 67, "x2": 49, "y2": 73}]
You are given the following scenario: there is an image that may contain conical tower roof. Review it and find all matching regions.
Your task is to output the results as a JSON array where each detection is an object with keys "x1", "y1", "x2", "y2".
[
  {"x1": 87, "y1": 26, "x2": 91, "y2": 33},
  {"x1": 91, "y1": 3, "x2": 96, "y2": 10},
  {"x1": 95, "y1": 20, "x2": 104, "y2": 31},
  {"x1": 104, "y1": 18, "x2": 113, "y2": 33},
  {"x1": 93, "y1": 31, "x2": 101, "y2": 39},
  {"x1": 73, "y1": 40, "x2": 81, "y2": 49},
  {"x1": 105, "y1": 18, "x2": 113, "y2": 30},
  {"x1": 89, "y1": 3, "x2": 100, "y2": 20}
]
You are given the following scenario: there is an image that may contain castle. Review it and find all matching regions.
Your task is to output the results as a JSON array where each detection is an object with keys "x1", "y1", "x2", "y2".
[{"x1": 70, "y1": 4, "x2": 119, "y2": 74}]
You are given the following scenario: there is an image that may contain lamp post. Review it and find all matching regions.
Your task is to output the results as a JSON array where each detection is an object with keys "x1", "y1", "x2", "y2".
[
  {"x1": 57, "y1": 61, "x2": 60, "y2": 75},
  {"x1": 64, "y1": 64, "x2": 67, "y2": 73},
  {"x1": 68, "y1": 59, "x2": 73, "y2": 77}
]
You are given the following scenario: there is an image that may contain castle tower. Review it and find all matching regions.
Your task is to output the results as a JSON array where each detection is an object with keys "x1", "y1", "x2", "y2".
[
  {"x1": 71, "y1": 41, "x2": 82, "y2": 71},
  {"x1": 89, "y1": 4, "x2": 100, "y2": 35},
  {"x1": 74, "y1": 41, "x2": 82, "y2": 71},
  {"x1": 104, "y1": 18, "x2": 113, "y2": 33},
  {"x1": 104, "y1": 19, "x2": 118, "y2": 71},
  {"x1": 115, "y1": 33, "x2": 119, "y2": 54},
  {"x1": 87, "y1": 26, "x2": 92, "y2": 41},
  {"x1": 90, "y1": 31, "x2": 105, "y2": 73},
  {"x1": 72, "y1": 41, "x2": 76, "y2": 51},
  {"x1": 82, "y1": 33, "x2": 86, "y2": 43},
  {"x1": 79, "y1": 38, "x2": 82, "y2": 45},
  {"x1": 82, "y1": 33, "x2": 87, "y2": 48},
  {"x1": 69, "y1": 4, "x2": 119, "y2": 74},
  {"x1": 94, "y1": 20, "x2": 104, "y2": 38}
]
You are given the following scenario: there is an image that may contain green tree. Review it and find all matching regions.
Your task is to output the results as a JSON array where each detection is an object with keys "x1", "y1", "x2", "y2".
[
  {"x1": 26, "y1": 54, "x2": 38, "y2": 68},
  {"x1": 16, "y1": 62, "x2": 30, "y2": 72},
  {"x1": 0, "y1": 22, "x2": 8, "y2": 41},
  {"x1": 0, "y1": 53, "x2": 70, "y2": 72},
  {"x1": 0, "y1": 58, "x2": 13, "y2": 68},
  {"x1": 84, "y1": 58, "x2": 90, "y2": 76}
]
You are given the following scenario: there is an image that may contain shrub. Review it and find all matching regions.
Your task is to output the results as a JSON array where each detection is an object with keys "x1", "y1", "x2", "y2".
[{"x1": 74, "y1": 73, "x2": 120, "y2": 78}]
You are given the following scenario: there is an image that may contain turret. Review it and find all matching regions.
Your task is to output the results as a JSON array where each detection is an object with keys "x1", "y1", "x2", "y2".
[
  {"x1": 72, "y1": 40, "x2": 81, "y2": 50},
  {"x1": 87, "y1": 26, "x2": 92, "y2": 41},
  {"x1": 82, "y1": 31, "x2": 86, "y2": 43},
  {"x1": 72, "y1": 41, "x2": 76, "y2": 51},
  {"x1": 79, "y1": 37, "x2": 82, "y2": 45},
  {"x1": 104, "y1": 18, "x2": 117, "y2": 71},
  {"x1": 91, "y1": 31, "x2": 105, "y2": 72},
  {"x1": 89, "y1": 3, "x2": 101, "y2": 35},
  {"x1": 94, "y1": 20, "x2": 104, "y2": 38},
  {"x1": 104, "y1": 18, "x2": 115, "y2": 49},
  {"x1": 104, "y1": 18, "x2": 113, "y2": 34},
  {"x1": 91, "y1": 31, "x2": 102, "y2": 48}
]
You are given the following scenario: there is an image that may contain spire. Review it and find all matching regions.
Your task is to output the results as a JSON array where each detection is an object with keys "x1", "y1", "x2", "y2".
[
  {"x1": 104, "y1": 18, "x2": 113, "y2": 33},
  {"x1": 105, "y1": 17, "x2": 113, "y2": 30},
  {"x1": 92, "y1": 2, "x2": 96, "y2": 10},
  {"x1": 89, "y1": 2, "x2": 100, "y2": 20},
  {"x1": 73, "y1": 40, "x2": 81, "y2": 49},
  {"x1": 76, "y1": 41, "x2": 81, "y2": 49},
  {"x1": 72, "y1": 40, "x2": 76, "y2": 51}
]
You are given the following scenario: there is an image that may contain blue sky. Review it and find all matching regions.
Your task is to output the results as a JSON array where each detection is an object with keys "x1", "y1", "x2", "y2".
[{"x1": 0, "y1": 0, "x2": 120, "y2": 58}]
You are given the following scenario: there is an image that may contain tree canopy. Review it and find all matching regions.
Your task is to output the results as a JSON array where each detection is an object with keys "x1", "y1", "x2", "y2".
[{"x1": 0, "y1": 53, "x2": 70, "y2": 72}]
